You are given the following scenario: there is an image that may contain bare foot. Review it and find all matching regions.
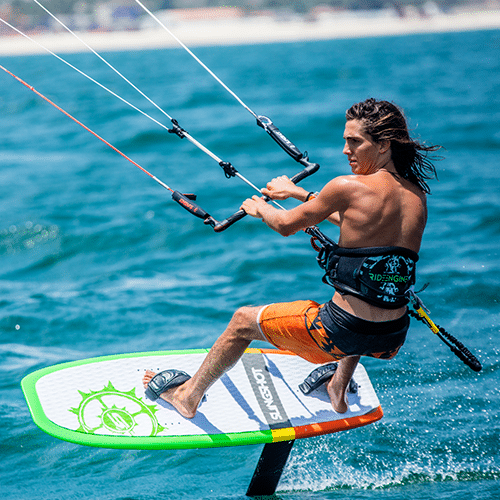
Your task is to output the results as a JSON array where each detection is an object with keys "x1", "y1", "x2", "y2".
[
  {"x1": 143, "y1": 370, "x2": 198, "y2": 419},
  {"x1": 325, "y1": 355, "x2": 359, "y2": 413},
  {"x1": 326, "y1": 377, "x2": 349, "y2": 413}
]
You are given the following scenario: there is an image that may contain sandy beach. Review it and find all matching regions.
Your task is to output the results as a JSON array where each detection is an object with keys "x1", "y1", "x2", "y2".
[{"x1": 0, "y1": 6, "x2": 499, "y2": 56}]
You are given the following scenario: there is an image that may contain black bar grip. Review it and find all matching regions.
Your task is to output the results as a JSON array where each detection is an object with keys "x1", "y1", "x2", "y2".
[
  {"x1": 172, "y1": 191, "x2": 210, "y2": 220},
  {"x1": 257, "y1": 115, "x2": 303, "y2": 162},
  {"x1": 213, "y1": 209, "x2": 247, "y2": 232}
]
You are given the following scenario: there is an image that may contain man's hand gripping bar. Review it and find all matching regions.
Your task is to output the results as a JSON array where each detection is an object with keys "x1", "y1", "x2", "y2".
[
  {"x1": 209, "y1": 162, "x2": 319, "y2": 232},
  {"x1": 171, "y1": 162, "x2": 319, "y2": 232}
]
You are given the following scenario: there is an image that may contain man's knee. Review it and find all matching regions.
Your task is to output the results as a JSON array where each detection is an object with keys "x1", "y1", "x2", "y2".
[{"x1": 230, "y1": 306, "x2": 263, "y2": 341}]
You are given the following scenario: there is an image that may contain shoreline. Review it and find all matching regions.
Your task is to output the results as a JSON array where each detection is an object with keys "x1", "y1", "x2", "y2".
[{"x1": 0, "y1": 8, "x2": 499, "y2": 56}]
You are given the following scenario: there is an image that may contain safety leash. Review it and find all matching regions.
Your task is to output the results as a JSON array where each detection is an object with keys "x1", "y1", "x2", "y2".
[{"x1": 407, "y1": 290, "x2": 482, "y2": 372}]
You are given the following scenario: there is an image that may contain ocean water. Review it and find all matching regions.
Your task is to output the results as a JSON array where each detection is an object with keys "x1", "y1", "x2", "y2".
[{"x1": 1, "y1": 28, "x2": 499, "y2": 499}]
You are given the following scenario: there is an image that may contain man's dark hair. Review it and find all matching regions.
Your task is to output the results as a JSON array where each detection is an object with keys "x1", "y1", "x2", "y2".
[{"x1": 346, "y1": 98, "x2": 441, "y2": 194}]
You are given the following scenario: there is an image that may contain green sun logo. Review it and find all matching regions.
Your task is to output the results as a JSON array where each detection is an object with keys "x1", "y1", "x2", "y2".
[{"x1": 69, "y1": 382, "x2": 165, "y2": 437}]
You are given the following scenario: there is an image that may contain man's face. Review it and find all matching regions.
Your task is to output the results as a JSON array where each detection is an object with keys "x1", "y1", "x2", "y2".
[{"x1": 342, "y1": 119, "x2": 386, "y2": 175}]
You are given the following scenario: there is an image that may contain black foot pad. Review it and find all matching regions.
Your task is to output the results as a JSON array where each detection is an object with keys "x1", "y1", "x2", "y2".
[{"x1": 299, "y1": 362, "x2": 358, "y2": 395}]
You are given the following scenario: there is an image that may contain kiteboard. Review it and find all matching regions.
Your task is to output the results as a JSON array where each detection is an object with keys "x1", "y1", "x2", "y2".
[{"x1": 21, "y1": 348, "x2": 383, "y2": 450}]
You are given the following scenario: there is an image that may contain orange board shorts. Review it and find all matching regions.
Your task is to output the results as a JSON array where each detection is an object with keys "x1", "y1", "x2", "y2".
[{"x1": 257, "y1": 299, "x2": 409, "y2": 365}]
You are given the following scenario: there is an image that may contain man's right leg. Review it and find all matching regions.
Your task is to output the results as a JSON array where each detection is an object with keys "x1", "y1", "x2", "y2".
[{"x1": 143, "y1": 306, "x2": 266, "y2": 419}]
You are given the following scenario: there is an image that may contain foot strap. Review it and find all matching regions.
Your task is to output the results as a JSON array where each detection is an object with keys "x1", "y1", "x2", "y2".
[
  {"x1": 145, "y1": 369, "x2": 191, "y2": 401},
  {"x1": 299, "y1": 362, "x2": 358, "y2": 395}
]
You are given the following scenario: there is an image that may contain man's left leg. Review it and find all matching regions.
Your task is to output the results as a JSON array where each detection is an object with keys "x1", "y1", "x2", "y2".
[{"x1": 143, "y1": 306, "x2": 266, "y2": 419}]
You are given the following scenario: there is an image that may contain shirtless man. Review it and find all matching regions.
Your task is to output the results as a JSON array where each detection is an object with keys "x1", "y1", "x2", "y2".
[{"x1": 143, "y1": 98, "x2": 439, "y2": 417}]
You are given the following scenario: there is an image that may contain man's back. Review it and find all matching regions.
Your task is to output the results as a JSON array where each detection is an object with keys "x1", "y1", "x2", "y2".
[{"x1": 335, "y1": 170, "x2": 427, "y2": 253}]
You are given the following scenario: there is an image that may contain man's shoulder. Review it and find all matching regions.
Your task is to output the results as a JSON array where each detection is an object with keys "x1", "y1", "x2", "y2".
[
  {"x1": 326, "y1": 174, "x2": 360, "y2": 186},
  {"x1": 324, "y1": 174, "x2": 370, "y2": 194}
]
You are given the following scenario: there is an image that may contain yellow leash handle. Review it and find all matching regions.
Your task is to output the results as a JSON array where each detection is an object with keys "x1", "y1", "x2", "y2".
[{"x1": 413, "y1": 306, "x2": 441, "y2": 335}]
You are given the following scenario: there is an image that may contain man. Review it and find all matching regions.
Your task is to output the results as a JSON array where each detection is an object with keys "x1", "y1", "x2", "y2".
[{"x1": 143, "y1": 98, "x2": 440, "y2": 417}]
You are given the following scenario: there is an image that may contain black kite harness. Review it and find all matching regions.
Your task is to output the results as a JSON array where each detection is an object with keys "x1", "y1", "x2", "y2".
[{"x1": 306, "y1": 226, "x2": 418, "y2": 309}]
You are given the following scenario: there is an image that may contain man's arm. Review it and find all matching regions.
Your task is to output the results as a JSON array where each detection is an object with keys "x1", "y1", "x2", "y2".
[
  {"x1": 241, "y1": 176, "x2": 352, "y2": 236},
  {"x1": 259, "y1": 175, "x2": 342, "y2": 227}
]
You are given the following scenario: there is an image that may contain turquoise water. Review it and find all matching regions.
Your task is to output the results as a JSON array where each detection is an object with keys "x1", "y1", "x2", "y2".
[{"x1": 1, "y1": 29, "x2": 499, "y2": 499}]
